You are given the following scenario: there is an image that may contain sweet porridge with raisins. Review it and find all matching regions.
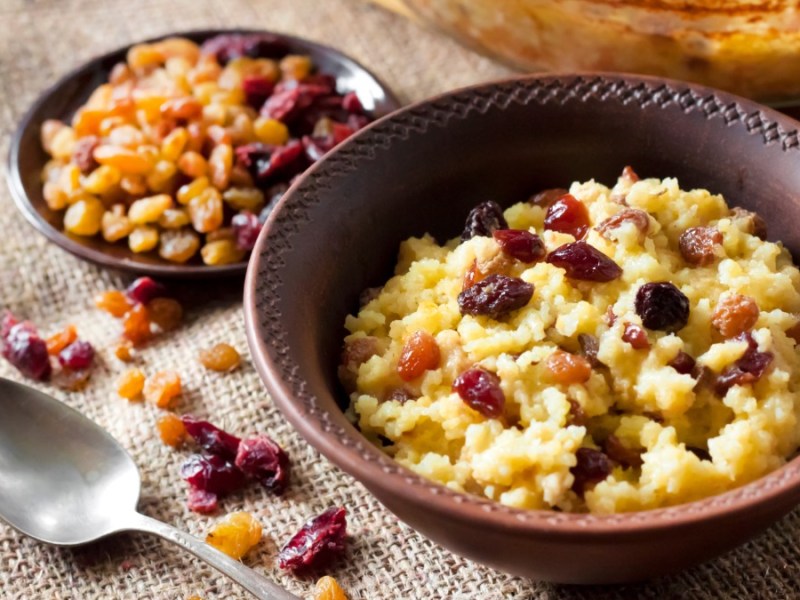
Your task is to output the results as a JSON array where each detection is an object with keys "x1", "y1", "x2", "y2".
[{"x1": 339, "y1": 168, "x2": 800, "y2": 513}]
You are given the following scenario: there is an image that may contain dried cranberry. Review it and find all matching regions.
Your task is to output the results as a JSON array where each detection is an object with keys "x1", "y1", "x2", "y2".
[
  {"x1": 231, "y1": 211, "x2": 262, "y2": 251},
  {"x1": 622, "y1": 323, "x2": 649, "y2": 350},
  {"x1": 342, "y1": 92, "x2": 363, "y2": 113},
  {"x1": 347, "y1": 113, "x2": 370, "y2": 131},
  {"x1": 492, "y1": 229, "x2": 545, "y2": 263},
  {"x1": 261, "y1": 84, "x2": 330, "y2": 123},
  {"x1": 453, "y1": 367, "x2": 505, "y2": 418},
  {"x1": 715, "y1": 332, "x2": 773, "y2": 395},
  {"x1": 235, "y1": 143, "x2": 270, "y2": 169},
  {"x1": 577, "y1": 333, "x2": 603, "y2": 368},
  {"x1": 180, "y1": 454, "x2": 246, "y2": 495},
  {"x1": 457, "y1": 274, "x2": 533, "y2": 319},
  {"x1": 544, "y1": 194, "x2": 590, "y2": 239},
  {"x1": 679, "y1": 227, "x2": 722, "y2": 266},
  {"x1": 187, "y1": 487, "x2": 218, "y2": 514},
  {"x1": 72, "y1": 135, "x2": 99, "y2": 173},
  {"x1": 461, "y1": 201, "x2": 508, "y2": 241},
  {"x1": 235, "y1": 434, "x2": 290, "y2": 495},
  {"x1": 529, "y1": 188, "x2": 568, "y2": 208},
  {"x1": 302, "y1": 135, "x2": 337, "y2": 163},
  {"x1": 256, "y1": 140, "x2": 306, "y2": 181},
  {"x1": 603, "y1": 435, "x2": 643, "y2": 469},
  {"x1": 126, "y1": 277, "x2": 167, "y2": 305},
  {"x1": 278, "y1": 507, "x2": 347, "y2": 572},
  {"x1": 546, "y1": 241, "x2": 622, "y2": 282},
  {"x1": 181, "y1": 416, "x2": 242, "y2": 462},
  {"x1": 200, "y1": 33, "x2": 289, "y2": 65},
  {"x1": 635, "y1": 282, "x2": 690, "y2": 331},
  {"x1": 57, "y1": 340, "x2": 95, "y2": 370},
  {"x1": 669, "y1": 351, "x2": 696, "y2": 375},
  {"x1": 0, "y1": 315, "x2": 51, "y2": 381},
  {"x1": 242, "y1": 75, "x2": 275, "y2": 109},
  {"x1": 570, "y1": 448, "x2": 612, "y2": 496}
]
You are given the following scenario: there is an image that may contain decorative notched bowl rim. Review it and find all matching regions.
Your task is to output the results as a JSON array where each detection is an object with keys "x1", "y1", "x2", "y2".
[{"x1": 245, "y1": 72, "x2": 800, "y2": 535}]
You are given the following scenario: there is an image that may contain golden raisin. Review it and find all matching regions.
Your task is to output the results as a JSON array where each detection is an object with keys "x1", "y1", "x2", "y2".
[
  {"x1": 158, "y1": 208, "x2": 191, "y2": 229},
  {"x1": 143, "y1": 370, "x2": 182, "y2": 408},
  {"x1": 129, "y1": 226, "x2": 159, "y2": 253},
  {"x1": 117, "y1": 368, "x2": 145, "y2": 400},
  {"x1": 205, "y1": 512, "x2": 262, "y2": 560},
  {"x1": 545, "y1": 350, "x2": 592, "y2": 385},
  {"x1": 157, "y1": 413, "x2": 187, "y2": 447},
  {"x1": 279, "y1": 55, "x2": 312, "y2": 80},
  {"x1": 94, "y1": 290, "x2": 134, "y2": 317},
  {"x1": 115, "y1": 340, "x2": 136, "y2": 362},
  {"x1": 189, "y1": 188, "x2": 224, "y2": 232},
  {"x1": 159, "y1": 229, "x2": 200, "y2": 263},
  {"x1": 712, "y1": 294, "x2": 759, "y2": 338},
  {"x1": 128, "y1": 194, "x2": 173, "y2": 225},
  {"x1": 679, "y1": 226, "x2": 723, "y2": 266},
  {"x1": 93, "y1": 145, "x2": 153, "y2": 174},
  {"x1": 64, "y1": 197, "x2": 104, "y2": 236},
  {"x1": 147, "y1": 297, "x2": 183, "y2": 332},
  {"x1": 101, "y1": 209, "x2": 133, "y2": 242},
  {"x1": 123, "y1": 303, "x2": 153, "y2": 345},
  {"x1": 314, "y1": 576, "x2": 348, "y2": 600},
  {"x1": 200, "y1": 239, "x2": 245, "y2": 265},
  {"x1": 397, "y1": 331, "x2": 440, "y2": 381},
  {"x1": 199, "y1": 343, "x2": 241, "y2": 372},
  {"x1": 46, "y1": 324, "x2": 77, "y2": 355}
]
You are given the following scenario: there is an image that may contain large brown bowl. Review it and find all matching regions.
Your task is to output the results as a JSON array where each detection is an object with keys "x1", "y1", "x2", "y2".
[
  {"x1": 7, "y1": 28, "x2": 400, "y2": 279},
  {"x1": 244, "y1": 73, "x2": 800, "y2": 583}
]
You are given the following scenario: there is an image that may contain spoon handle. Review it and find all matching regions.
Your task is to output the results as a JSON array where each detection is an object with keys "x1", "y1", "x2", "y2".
[{"x1": 126, "y1": 512, "x2": 300, "y2": 600}]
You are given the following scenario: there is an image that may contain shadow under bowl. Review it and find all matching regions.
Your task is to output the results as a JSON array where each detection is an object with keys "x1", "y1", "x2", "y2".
[
  {"x1": 7, "y1": 28, "x2": 401, "y2": 279},
  {"x1": 244, "y1": 72, "x2": 800, "y2": 583}
]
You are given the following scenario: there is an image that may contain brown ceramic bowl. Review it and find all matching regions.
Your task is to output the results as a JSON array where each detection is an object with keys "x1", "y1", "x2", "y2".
[
  {"x1": 244, "y1": 73, "x2": 800, "y2": 583},
  {"x1": 7, "y1": 29, "x2": 400, "y2": 279}
]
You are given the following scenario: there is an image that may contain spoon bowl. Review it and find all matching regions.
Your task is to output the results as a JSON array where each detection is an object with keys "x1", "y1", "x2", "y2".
[{"x1": 0, "y1": 377, "x2": 297, "y2": 600}]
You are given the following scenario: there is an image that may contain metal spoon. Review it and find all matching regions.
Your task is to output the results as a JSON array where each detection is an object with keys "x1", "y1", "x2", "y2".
[{"x1": 0, "y1": 377, "x2": 298, "y2": 600}]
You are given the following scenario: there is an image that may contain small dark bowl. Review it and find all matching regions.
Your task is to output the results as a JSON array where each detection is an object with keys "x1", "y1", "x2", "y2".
[
  {"x1": 7, "y1": 29, "x2": 400, "y2": 279},
  {"x1": 244, "y1": 73, "x2": 800, "y2": 583}
]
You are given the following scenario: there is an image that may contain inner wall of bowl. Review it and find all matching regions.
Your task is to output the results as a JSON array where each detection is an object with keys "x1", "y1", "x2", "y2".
[{"x1": 270, "y1": 82, "x2": 800, "y2": 412}]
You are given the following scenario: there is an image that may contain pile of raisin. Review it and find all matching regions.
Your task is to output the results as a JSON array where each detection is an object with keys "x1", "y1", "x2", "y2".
[{"x1": 1, "y1": 311, "x2": 96, "y2": 390}]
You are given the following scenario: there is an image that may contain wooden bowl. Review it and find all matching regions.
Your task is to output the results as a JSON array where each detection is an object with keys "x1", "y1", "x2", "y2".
[
  {"x1": 7, "y1": 29, "x2": 401, "y2": 279},
  {"x1": 244, "y1": 73, "x2": 800, "y2": 583}
]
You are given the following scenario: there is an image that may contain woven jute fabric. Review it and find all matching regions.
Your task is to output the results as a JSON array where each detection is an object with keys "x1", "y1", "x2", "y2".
[{"x1": 1, "y1": 1, "x2": 799, "y2": 598}]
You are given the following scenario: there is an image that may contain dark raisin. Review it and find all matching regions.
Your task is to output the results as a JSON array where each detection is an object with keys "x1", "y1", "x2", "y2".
[
  {"x1": 235, "y1": 434, "x2": 290, "y2": 495},
  {"x1": 340, "y1": 336, "x2": 380, "y2": 370},
  {"x1": 72, "y1": 136, "x2": 100, "y2": 173},
  {"x1": 622, "y1": 323, "x2": 649, "y2": 350},
  {"x1": 546, "y1": 241, "x2": 622, "y2": 282},
  {"x1": 567, "y1": 398, "x2": 587, "y2": 427},
  {"x1": 57, "y1": 340, "x2": 95, "y2": 370},
  {"x1": 635, "y1": 282, "x2": 690, "y2": 331},
  {"x1": 457, "y1": 274, "x2": 533, "y2": 318},
  {"x1": 529, "y1": 188, "x2": 568, "y2": 208},
  {"x1": 278, "y1": 507, "x2": 347, "y2": 572},
  {"x1": 180, "y1": 454, "x2": 246, "y2": 496},
  {"x1": 693, "y1": 365, "x2": 717, "y2": 391},
  {"x1": 1, "y1": 314, "x2": 51, "y2": 381},
  {"x1": 126, "y1": 277, "x2": 167, "y2": 305},
  {"x1": 715, "y1": 332, "x2": 773, "y2": 395},
  {"x1": 453, "y1": 367, "x2": 505, "y2": 418},
  {"x1": 181, "y1": 416, "x2": 242, "y2": 461},
  {"x1": 461, "y1": 201, "x2": 508, "y2": 241},
  {"x1": 596, "y1": 209, "x2": 649, "y2": 241},
  {"x1": 231, "y1": 211, "x2": 262, "y2": 251},
  {"x1": 577, "y1": 333, "x2": 603, "y2": 368},
  {"x1": 603, "y1": 435, "x2": 643, "y2": 469},
  {"x1": 668, "y1": 351, "x2": 696, "y2": 375},
  {"x1": 679, "y1": 226, "x2": 723, "y2": 266},
  {"x1": 570, "y1": 448, "x2": 612, "y2": 496},
  {"x1": 492, "y1": 229, "x2": 546, "y2": 263},
  {"x1": 730, "y1": 207, "x2": 767, "y2": 240},
  {"x1": 544, "y1": 194, "x2": 590, "y2": 239}
]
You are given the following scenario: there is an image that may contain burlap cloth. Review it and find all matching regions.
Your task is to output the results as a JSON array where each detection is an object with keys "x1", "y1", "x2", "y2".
[{"x1": 1, "y1": 1, "x2": 799, "y2": 598}]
